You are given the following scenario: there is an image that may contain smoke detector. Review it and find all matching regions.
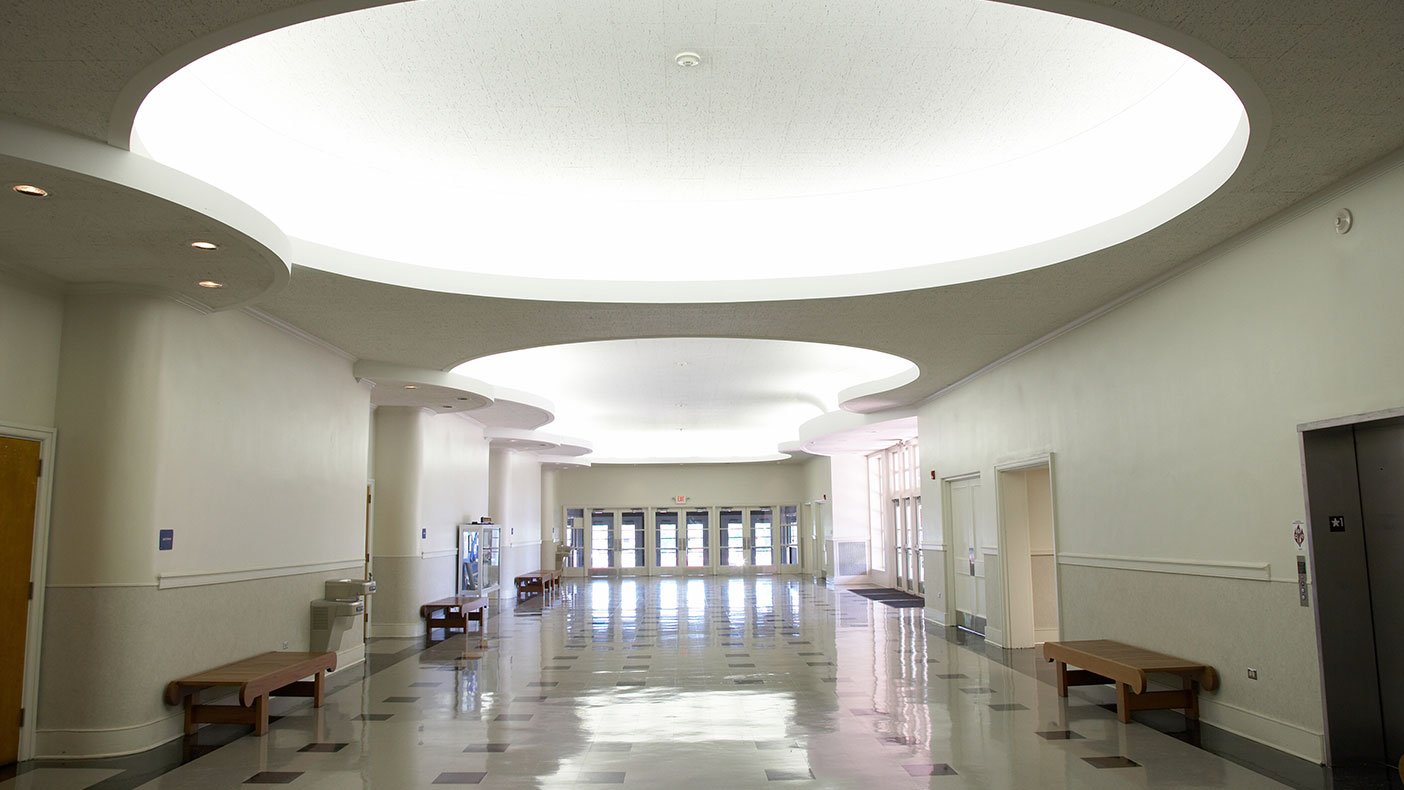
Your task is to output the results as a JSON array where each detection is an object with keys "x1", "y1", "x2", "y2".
[{"x1": 675, "y1": 51, "x2": 701, "y2": 68}]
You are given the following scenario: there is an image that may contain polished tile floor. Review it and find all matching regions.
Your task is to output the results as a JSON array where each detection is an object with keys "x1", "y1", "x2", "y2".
[{"x1": 5, "y1": 577, "x2": 1394, "y2": 789}]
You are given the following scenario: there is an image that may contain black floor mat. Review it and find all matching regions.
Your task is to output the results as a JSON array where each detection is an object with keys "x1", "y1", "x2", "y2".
[{"x1": 845, "y1": 586, "x2": 925, "y2": 608}]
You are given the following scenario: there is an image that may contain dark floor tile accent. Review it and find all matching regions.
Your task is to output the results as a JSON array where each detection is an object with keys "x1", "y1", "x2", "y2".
[
  {"x1": 935, "y1": 673, "x2": 968, "y2": 679},
  {"x1": 245, "y1": 772, "x2": 302, "y2": 784},
  {"x1": 722, "y1": 642, "x2": 745, "y2": 646},
  {"x1": 797, "y1": 652, "x2": 823, "y2": 656},
  {"x1": 755, "y1": 741, "x2": 796, "y2": 750},
  {"x1": 528, "y1": 682, "x2": 558, "y2": 687},
  {"x1": 926, "y1": 659, "x2": 942, "y2": 663},
  {"x1": 591, "y1": 743, "x2": 633, "y2": 752},
  {"x1": 552, "y1": 655, "x2": 579, "y2": 660},
  {"x1": 806, "y1": 661, "x2": 833, "y2": 666},
  {"x1": 729, "y1": 663, "x2": 756, "y2": 668},
  {"x1": 764, "y1": 768, "x2": 815, "y2": 781},
  {"x1": 787, "y1": 641, "x2": 811, "y2": 645},
  {"x1": 989, "y1": 703, "x2": 1027, "y2": 711},
  {"x1": 383, "y1": 696, "x2": 419, "y2": 703},
  {"x1": 629, "y1": 654, "x2": 652, "y2": 659},
  {"x1": 409, "y1": 681, "x2": 441, "y2": 687},
  {"x1": 353, "y1": 713, "x2": 393, "y2": 721},
  {"x1": 616, "y1": 680, "x2": 645, "y2": 687},
  {"x1": 463, "y1": 743, "x2": 510, "y2": 753},
  {"x1": 878, "y1": 735, "x2": 915, "y2": 745},
  {"x1": 1036, "y1": 730, "x2": 1085, "y2": 740},
  {"x1": 735, "y1": 679, "x2": 764, "y2": 685},
  {"x1": 515, "y1": 695, "x2": 548, "y2": 702},
  {"x1": 902, "y1": 764, "x2": 957, "y2": 777},
  {"x1": 725, "y1": 653, "x2": 750, "y2": 657},
  {"x1": 621, "y1": 664, "x2": 649, "y2": 670},
  {"x1": 542, "y1": 665, "x2": 572, "y2": 670},
  {"x1": 432, "y1": 772, "x2": 487, "y2": 784},
  {"x1": 494, "y1": 714, "x2": 533, "y2": 721},
  {"x1": 1084, "y1": 756, "x2": 1141, "y2": 769},
  {"x1": 959, "y1": 687, "x2": 995, "y2": 694},
  {"x1": 297, "y1": 743, "x2": 347, "y2": 752},
  {"x1": 579, "y1": 771, "x2": 626, "y2": 783},
  {"x1": 819, "y1": 677, "x2": 839, "y2": 683}
]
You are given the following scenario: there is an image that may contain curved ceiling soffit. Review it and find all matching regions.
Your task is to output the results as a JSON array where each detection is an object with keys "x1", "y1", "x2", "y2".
[
  {"x1": 352, "y1": 360, "x2": 496, "y2": 412},
  {"x1": 0, "y1": 117, "x2": 292, "y2": 312},
  {"x1": 449, "y1": 335, "x2": 920, "y2": 423},
  {"x1": 104, "y1": 0, "x2": 1271, "y2": 302},
  {"x1": 105, "y1": 0, "x2": 411, "y2": 150}
]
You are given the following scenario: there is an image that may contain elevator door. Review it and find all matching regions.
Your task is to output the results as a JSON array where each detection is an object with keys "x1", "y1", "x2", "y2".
[{"x1": 1354, "y1": 419, "x2": 1404, "y2": 765}]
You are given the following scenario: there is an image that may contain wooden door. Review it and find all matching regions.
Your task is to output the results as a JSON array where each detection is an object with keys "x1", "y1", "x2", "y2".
[{"x1": 0, "y1": 437, "x2": 41, "y2": 766}]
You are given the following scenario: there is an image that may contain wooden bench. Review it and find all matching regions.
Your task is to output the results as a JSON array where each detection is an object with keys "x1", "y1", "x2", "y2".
[
  {"x1": 165, "y1": 651, "x2": 336, "y2": 736},
  {"x1": 514, "y1": 569, "x2": 561, "y2": 601},
  {"x1": 420, "y1": 595, "x2": 489, "y2": 646},
  {"x1": 1043, "y1": 639, "x2": 1217, "y2": 723}
]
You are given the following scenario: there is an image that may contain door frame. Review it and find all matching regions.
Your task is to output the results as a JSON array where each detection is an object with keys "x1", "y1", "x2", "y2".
[
  {"x1": 2, "y1": 422, "x2": 56, "y2": 763},
  {"x1": 993, "y1": 453, "x2": 1061, "y2": 649}
]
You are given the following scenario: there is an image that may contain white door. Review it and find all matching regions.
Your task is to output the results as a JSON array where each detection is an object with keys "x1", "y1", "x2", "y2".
[{"x1": 949, "y1": 477, "x2": 984, "y2": 633}]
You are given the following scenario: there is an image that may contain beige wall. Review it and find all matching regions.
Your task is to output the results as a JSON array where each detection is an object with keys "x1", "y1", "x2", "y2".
[
  {"x1": 0, "y1": 275, "x2": 63, "y2": 428},
  {"x1": 555, "y1": 462, "x2": 807, "y2": 508},
  {"x1": 39, "y1": 293, "x2": 371, "y2": 756},
  {"x1": 918, "y1": 158, "x2": 1404, "y2": 761},
  {"x1": 489, "y1": 448, "x2": 544, "y2": 594}
]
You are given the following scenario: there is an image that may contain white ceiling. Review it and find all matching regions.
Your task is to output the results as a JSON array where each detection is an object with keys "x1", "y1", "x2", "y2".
[
  {"x1": 131, "y1": 0, "x2": 1246, "y2": 302},
  {"x1": 454, "y1": 338, "x2": 915, "y2": 463},
  {"x1": 3, "y1": 0, "x2": 1403, "y2": 468}
]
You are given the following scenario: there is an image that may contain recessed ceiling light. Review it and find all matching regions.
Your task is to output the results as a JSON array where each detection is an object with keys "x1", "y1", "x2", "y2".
[
  {"x1": 456, "y1": 396, "x2": 468, "y2": 401},
  {"x1": 197, "y1": 280, "x2": 224, "y2": 288},
  {"x1": 190, "y1": 240, "x2": 218, "y2": 250},
  {"x1": 11, "y1": 184, "x2": 48, "y2": 198},
  {"x1": 404, "y1": 385, "x2": 417, "y2": 389}
]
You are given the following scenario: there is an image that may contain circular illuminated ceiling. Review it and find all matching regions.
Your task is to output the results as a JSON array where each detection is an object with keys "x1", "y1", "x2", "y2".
[
  {"x1": 133, "y1": 0, "x2": 1249, "y2": 303},
  {"x1": 453, "y1": 338, "x2": 917, "y2": 464}
]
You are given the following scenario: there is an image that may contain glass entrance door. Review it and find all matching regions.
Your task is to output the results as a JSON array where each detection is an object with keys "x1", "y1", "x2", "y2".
[
  {"x1": 590, "y1": 509, "x2": 616, "y2": 575},
  {"x1": 779, "y1": 505, "x2": 800, "y2": 570},
  {"x1": 684, "y1": 509, "x2": 711, "y2": 574},
  {"x1": 564, "y1": 507, "x2": 586, "y2": 577},
  {"x1": 619, "y1": 510, "x2": 646, "y2": 575},
  {"x1": 719, "y1": 508, "x2": 746, "y2": 573},
  {"x1": 749, "y1": 507, "x2": 776, "y2": 573},
  {"x1": 655, "y1": 510, "x2": 681, "y2": 574}
]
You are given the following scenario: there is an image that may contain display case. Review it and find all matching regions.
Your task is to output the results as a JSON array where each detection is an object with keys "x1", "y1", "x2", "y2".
[{"x1": 458, "y1": 523, "x2": 501, "y2": 595}]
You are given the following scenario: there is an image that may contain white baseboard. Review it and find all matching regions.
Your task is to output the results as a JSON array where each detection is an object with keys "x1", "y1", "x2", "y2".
[
  {"x1": 36, "y1": 713, "x2": 185, "y2": 759},
  {"x1": 924, "y1": 606, "x2": 948, "y2": 627},
  {"x1": 1197, "y1": 696, "x2": 1325, "y2": 764},
  {"x1": 333, "y1": 642, "x2": 366, "y2": 673},
  {"x1": 369, "y1": 621, "x2": 425, "y2": 638},
  {"x1": 984, "y1": 626, "x2": 1006, "y2": 648}
]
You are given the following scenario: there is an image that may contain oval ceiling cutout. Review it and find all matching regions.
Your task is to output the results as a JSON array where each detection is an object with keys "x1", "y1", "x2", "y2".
[{"x1": 133, "y1": 0, "x2": 1249, "y2": 303}]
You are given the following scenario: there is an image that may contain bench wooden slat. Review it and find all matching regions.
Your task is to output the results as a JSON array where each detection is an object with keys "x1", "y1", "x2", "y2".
[
  {"x1": 1043, "y1": 639, "x2": 1216, "y2": 724},
  {"x1": 165, "y1": 651, "x2": 336, "y2": 736},
  {"x1": 421, "y1": 596, "x2": 489, "y2": 646}
]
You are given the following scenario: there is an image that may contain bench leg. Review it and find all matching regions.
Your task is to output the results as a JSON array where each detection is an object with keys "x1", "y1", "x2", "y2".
[
  {"x1": 1055, "y1": 661, "x2": 1068, "y2": 697},
  {"x1": 314, "y1": 670, "x2": 325, "y2": 708},
  {"x1": 1185, "y1": 679, "x2": 1199, "y2": 720},
  {"x1": 184, "y1": 693, "x2": 198, "y2": 735},
  {"x1": 1115, "y1": 683, "x2": 1132, "y2": 723},
  {"x1": 252, "y1": 694, "x2": 269, "y2": 736}
]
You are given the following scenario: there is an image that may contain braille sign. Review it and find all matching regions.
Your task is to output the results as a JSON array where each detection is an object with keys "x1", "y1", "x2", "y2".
[{"x1": 1329, "y1": 516, "x2": 1345, "y2": 532}]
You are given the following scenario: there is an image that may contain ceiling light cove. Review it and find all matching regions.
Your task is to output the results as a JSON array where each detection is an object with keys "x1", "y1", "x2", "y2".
[
  {"x1": 453, "y1": 338, "x2": 917, "y2": 464},
  {"x1": 132, "y1": 0, "x2": 1251, "y2": 303}
]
